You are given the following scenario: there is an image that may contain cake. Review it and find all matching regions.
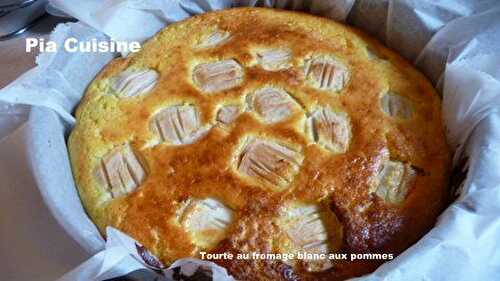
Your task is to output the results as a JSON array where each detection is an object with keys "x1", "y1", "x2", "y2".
[{"x1": 68, "y1": 7, "x2": 450, "y2": 280}]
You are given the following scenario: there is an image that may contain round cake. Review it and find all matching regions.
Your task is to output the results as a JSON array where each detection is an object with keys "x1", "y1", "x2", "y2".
[{"x1": 69, "y1": 7, "x2": 450, "y2": 280}]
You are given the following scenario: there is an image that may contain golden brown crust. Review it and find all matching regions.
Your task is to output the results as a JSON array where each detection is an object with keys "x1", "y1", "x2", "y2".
[{"x1": 68, "y1": 7, "x2": 450, "y2": 280}]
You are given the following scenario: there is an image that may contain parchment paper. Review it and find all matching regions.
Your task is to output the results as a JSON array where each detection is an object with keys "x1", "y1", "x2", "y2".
[{"x1": 0, "y1": 0, "x2": 499, "y2": 280}]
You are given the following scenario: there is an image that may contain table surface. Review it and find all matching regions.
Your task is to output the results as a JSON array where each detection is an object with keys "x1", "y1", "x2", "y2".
[
  {"x1": 0, "y1": 15, "x2": 61, "y2": 88},
  {"x1": 0, "y1": 15, "x2": 91, "y2": 281}
]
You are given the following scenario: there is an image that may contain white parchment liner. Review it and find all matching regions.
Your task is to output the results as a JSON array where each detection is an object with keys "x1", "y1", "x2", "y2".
[{"x1": 0, "y1": 0, "x2": 499, "y2": 280}]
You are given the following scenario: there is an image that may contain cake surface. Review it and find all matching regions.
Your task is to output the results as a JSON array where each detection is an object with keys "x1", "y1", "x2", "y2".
[{"x1": 68, "y1": 7, "x2": 450, "y2": 280}]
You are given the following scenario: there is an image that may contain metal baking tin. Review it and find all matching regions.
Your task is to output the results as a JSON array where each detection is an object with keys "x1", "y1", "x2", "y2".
[{"x1": 0, "y1": 0, "x2": 47, "y2": 40}]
